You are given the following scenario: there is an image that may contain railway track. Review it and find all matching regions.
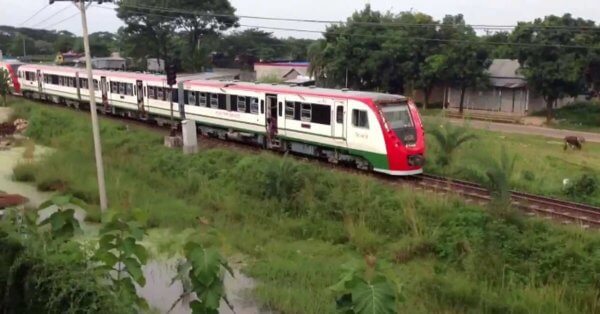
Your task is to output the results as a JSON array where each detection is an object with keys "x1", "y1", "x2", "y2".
[
  {"x1": 414, "y1": 174, "x2": 600, "y2": 229},
  {"x1": 22, "y1": 100, "x2": 600, "y2": 229}
]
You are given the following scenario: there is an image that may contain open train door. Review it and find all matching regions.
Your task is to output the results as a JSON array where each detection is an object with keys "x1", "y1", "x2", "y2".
[
  {"x1": 136, "y1": 80, "x2": 145, "y2": 114},
  {"x1": 36, "y1": 70, "x2": 42, "y2": 94},
  {"x1": 100, "y1": 76, "x2": 109, "y2": 112}
]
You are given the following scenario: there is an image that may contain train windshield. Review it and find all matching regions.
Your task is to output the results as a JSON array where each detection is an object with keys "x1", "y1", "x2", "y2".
[{"x1": 381, "y1": 103, "x2": 417, "y2": 145}]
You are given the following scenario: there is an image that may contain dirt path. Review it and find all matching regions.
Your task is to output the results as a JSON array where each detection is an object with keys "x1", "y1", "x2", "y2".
[{"x1": 446, "y1": 118, "x2": 600, "y2": 143}]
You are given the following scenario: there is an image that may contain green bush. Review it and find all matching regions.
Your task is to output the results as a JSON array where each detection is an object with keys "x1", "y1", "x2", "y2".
[
  {"x1": 12, "y1": 162, "x2": 37, "y2": 182},
  {"x1": 565, "y1": 174, "x2": 598, "y2": 198}
]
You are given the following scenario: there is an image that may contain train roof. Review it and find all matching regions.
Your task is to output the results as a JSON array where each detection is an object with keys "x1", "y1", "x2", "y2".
[
  {"x1": 187, "y1": 80, "x2": 407, "y2": 103},
  {"x1": 18, "y1": 64, "x2": 407, "y2": 102}
]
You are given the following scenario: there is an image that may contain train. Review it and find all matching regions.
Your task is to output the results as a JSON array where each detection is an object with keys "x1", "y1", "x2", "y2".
[{"x1": 1, "y1": 60, "x2": 425, "y2": 175}]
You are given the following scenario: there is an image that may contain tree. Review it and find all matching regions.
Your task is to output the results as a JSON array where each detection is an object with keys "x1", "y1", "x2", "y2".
[
  {"x1": 512, "y1": 14, "x2": 594, "y2": 122},
  {"x1": 221, "y1": 29, "x2": 284, "y2": 62},
  {"x1": 438, "y1": 15, "x2": 491, "y2": 114},
  {"x1": 0, "y1": 69, "x2": 11, "y2": 106},
  {"x1": 171, "y1": 0, "x2": 238, "y2": 71},
  {"x1": 482, "y1": 32, "x2": 514, "y2": 59},
  {"x1": 317, "y1": 5, "x2": 400, "y2": 91},
  {"x1": 117, "y1": 0, "x2": 179, "y2": 66},
  {"x1": 385, "y1": 12, "x2": 441, "y2": 107},
  {"x1": 429, "y1": 123, "x2": 477, "y2": 172},
  {"x1": 53, "y1": 31, "x2": 77, "y2": 53}
]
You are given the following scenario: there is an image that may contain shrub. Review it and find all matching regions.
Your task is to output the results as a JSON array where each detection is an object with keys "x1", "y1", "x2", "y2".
[
  {"x1": 12, "y1": 162, "x2": 37, "y2": 182},
  {"x1": 565, "y1": 174, "x2": 598, "y2": 198}
]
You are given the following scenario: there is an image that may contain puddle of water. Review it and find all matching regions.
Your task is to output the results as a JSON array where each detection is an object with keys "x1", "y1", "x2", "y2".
[
  {"x1": 0, "y1": 145, "x2": 53, "y2": 207},
  {"x1": 138, "y1": 258, "x2": 270, "y2": 314}
]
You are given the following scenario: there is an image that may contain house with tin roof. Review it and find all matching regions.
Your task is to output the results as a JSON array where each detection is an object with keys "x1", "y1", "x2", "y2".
[{"x1": 446, "y1": 59, "x2": 573, "y2": 115}]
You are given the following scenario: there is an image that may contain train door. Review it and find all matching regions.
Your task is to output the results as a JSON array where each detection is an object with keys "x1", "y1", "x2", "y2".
[
  {"x1": 265, "y1": 94, "x2": 278, "y2": 141},
  {"x1": 136, "y1": 80, "x2": 145, "y2": 113},
  {"x1": 333, "y1": 100, "x2": 346, "y2": 140},
  {"x1": 36, "y1": 70, "x2": 42, "y2": 93},
  {"x1": 100, "y1": 76, "x2": 108, "y2": 111},
  {"x1": 75, "y1": 72, "x2": 81, "y2": 100}
]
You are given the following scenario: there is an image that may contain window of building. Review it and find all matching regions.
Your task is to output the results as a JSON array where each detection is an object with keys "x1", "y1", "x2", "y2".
[
  {"x1": 336, "y1": 106, "x2": 344, "y2": 123},
  {"x1": 199, "y1": 93, "x2": 207, "y2": 106},
  {"x1": 352, "y1": 109, "x2": 369, "y2": 128},
  {"x1": 237, "y1": 96, "x2": 246, "y2": 112},
  {"x1": 301, "y1": 103, "x2": 312, "y2": 121},
  {"x1": 250, "y1": 98, "x2": 259, "y2": 114},
  {"x1": 285, "y1": 101, "x2": 295, "y2": 118}
]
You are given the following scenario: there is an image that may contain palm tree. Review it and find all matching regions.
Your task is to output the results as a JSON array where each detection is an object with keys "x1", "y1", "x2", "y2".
[
  {"x1": 482, "y1": 147, "x2": 517, "y2": 209},
  {"x1": 0, "y1": 69, "x2": 11, "y2": 106},
  {"x1": 428, "y1": 123, "x2": 477, "y2": 170}
]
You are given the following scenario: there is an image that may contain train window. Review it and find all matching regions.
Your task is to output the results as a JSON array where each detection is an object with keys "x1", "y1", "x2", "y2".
[
  {"x1": 70, "y1": 78, "x2": 75, "y2": 87},
  {"x1": 59, "y1": 76, "x2": 63, "y2": 85},
  {"x1": 260, "y1": 100, "x2": 264, "y2": 114},
  {"x1": 237, "y1": 96, "x2": 246, "y2": 112},
  {"x1": 199, "y1": 93, "x2": 207, "y2": 106},
  {"x1": 148, "y1": 86, "x2": 156, "y2": 99},
  {"x1": 336, "y1": 106, "x2": 344, "y2": 123},
  {"x1": 250, "y1": 98, "x2": 259, "y2": 114},
  {"x1": 93, "y1": 80, "x2": 99, "y2": 90},
  {"x1": 311, "y1": 104, "x2": 331, "y2": 125},
  {"x1": 188, "y1": 91, "x2": 196, "y2": 105},
  {"x1": 127, "y1": 84, "x2": 133, "y2": 96},
  {"x1": 352, "y1": 109, "x2": 369, "y2": 128},
  {"x1": 119, "y1": 83, "x2": 125, "y2": 94},
  {"x1": 218, "y1": 94, "x2": 227, "y2": 110},
  {"x1": 157, "y1": 87, "x2": 164, "y2": 100},
  {"x1": 210, "y1": 94, "x2": 218, "y2": 108},
  {"x1": 285, "y1": 101, "x2": 295, "y2": 118},
  {"x1": 171, "y1": 88, "x2": 178, "y2": 102},
  {"x1": 278, "y1": 102, "x2": 283, "y2": 117},
  {"x1": 301, "y1": 103, "x2": 312, "y2": 121}
]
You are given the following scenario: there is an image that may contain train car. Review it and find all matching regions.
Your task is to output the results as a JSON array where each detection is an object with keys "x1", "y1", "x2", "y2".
[
  {"x1": 15, "y1": 64, "x2": 425, "y2": 175},
  {"x1": 0, "y1": 60, "x2": 24, "y2": 95}
]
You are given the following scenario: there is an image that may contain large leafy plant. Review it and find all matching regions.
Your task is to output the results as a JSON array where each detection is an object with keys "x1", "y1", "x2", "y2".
[
  {"x1": 330, "y1": 256, "x2": 399, "y2": 314},
  {"x1": 169, "y1": 241, "x2": 233, "y2": 314},
  {"x1": 38, "y1": 194, "x2": 85, "y2": 240},
  {"x1": 93, "y1": 212, "x2": 148, "y2": 310}
]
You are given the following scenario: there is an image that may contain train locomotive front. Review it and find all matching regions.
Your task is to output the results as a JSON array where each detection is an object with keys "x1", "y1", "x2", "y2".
[{"x1": 371, "y1": 98, "x2": 425, "y2": 175}]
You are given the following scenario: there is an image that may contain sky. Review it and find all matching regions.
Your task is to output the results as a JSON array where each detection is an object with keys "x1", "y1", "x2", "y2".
[{"x1": 1, "y1": 0, "x2": 600, "y2": 38}]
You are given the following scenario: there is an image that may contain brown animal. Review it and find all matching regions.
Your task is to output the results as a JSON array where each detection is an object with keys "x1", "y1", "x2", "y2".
[{"x1": 564, "y1": 136, "x2": 585, "y2": 150}]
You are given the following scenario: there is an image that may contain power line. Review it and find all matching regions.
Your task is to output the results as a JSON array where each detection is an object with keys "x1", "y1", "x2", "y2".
[
  {"x1": 31, "y1": 5, "x2": 72, "y2": 28},
  {"x1": 95, "y1": 5, "x2": 599, "y2": 50},
  {"x1": 44, "y1": 11, "x2": 80, "y2": 30},
  {"x1": 19, "y1": 3, "x2": 50, "y2": 26},
  {"x1": 115, "y1": 2, "x2": 600, "y2": 32}
]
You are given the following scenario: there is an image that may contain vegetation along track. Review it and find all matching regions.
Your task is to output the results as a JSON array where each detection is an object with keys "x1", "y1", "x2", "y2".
[
  {"x1": 21, "y1": 100, "x2": 600, "y2": 229},
  {"x1": 413, "y1": 174, "x2": 600, "y2": 229}
]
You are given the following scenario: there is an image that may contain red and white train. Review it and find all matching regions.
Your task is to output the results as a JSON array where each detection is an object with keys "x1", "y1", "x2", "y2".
[{"x1": 1, "y1": 61, "x2": 425, "y2": 175}]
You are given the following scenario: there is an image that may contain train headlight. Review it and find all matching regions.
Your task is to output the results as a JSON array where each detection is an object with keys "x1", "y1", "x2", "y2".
[{"x1": 408, "y1": 154, "x2": 425, "y2": 166}]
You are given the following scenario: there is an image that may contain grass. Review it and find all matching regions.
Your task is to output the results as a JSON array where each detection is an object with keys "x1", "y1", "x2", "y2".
[
  {"x1": 533, "y1": 100, "x2": 600, "y2": 132},
  {"x1": 9, "y1": 99, "x2": 600, "y2": 313},
  {"x1": 423, "y1": 115, "x2": 600, "y2": 206}
]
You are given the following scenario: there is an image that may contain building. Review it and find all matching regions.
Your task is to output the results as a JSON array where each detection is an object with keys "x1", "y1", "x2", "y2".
[
  {"x1": 254, "y1": 61, "x2": 312, "y2": 82},
  {"x1": 55, "y1": 51, "x2": 84, "y2": 66},
  {"x1": 447, "y1": 59, "x2": 572, "y2": 115},
  {"x1": 147, "y1": 58, "x2": 165, "y2": 73},
  {"x1": 75, "y1": 53, "x2": 126, "y2": 70}
]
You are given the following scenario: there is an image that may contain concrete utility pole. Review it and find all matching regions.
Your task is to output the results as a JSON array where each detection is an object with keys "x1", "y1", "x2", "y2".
[{"x1": 50, "y1": 0, "x2": 109, "y2": 211}]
